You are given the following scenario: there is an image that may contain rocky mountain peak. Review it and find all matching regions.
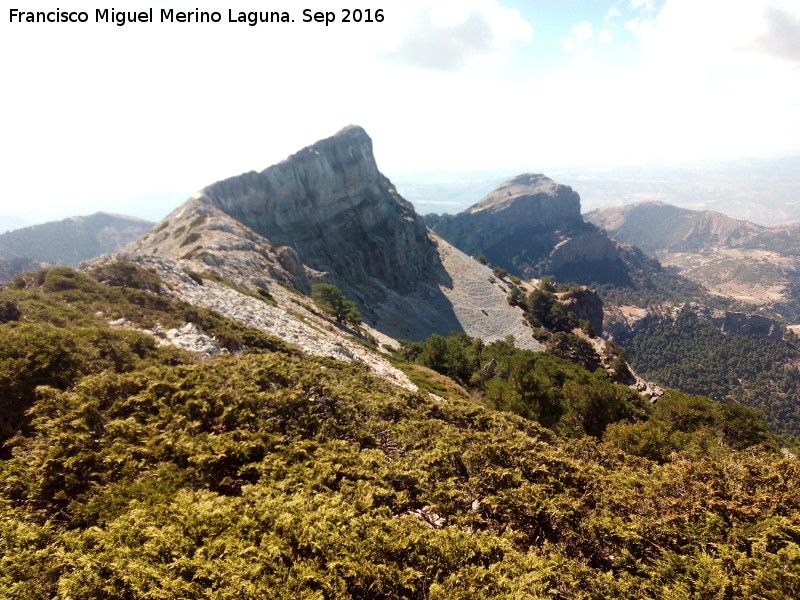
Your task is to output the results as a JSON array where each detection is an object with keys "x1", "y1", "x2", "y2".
[
  {"x1": 427, "y1": 173, "x2": 617, "y2": 281},
  {"x1": 125, "y1": 127, "x2": 542, "y2": 348},
  {"x1": 193, "y1": 125, "x2": 438, "y2": 299},
  {"x1": 198, "y1": 124, "x2": 382, "y2": 232},
  {"x1": 469, "y1": 173, "x2": 580, "y2": 218}
]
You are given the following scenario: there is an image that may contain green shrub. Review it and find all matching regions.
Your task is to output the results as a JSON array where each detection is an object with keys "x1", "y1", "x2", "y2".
[
  {"x1": 89, "y1": 261, "x2": 162, "y2": 293},
  {"x1": 181, "y1": 232, "x2": 202, "y2": 247},
  {"x1": 311, "y1": 283, "x2": 362, "y2": 326}
]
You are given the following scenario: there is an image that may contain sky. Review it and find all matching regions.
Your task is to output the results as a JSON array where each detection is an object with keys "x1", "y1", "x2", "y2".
[{"x1": 2, "y1": 0, "x2": 799, "y2": 224}]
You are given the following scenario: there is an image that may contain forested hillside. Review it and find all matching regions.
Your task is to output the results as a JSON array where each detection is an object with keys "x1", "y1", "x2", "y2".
[
  {"x1": 622, "y1": 308, "x2": 800, "y2": 438},
  {"x1": 0, "y1": 212, "x2": 153, "y2": 269},
  {"x1": 1, "y1": 265, "x2": 798, "y2": 598}
]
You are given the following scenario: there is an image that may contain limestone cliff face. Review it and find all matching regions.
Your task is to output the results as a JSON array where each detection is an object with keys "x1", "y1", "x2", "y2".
[
  {"x1": 196, "y1": 125, "x2": 440, "y2": 300},
  {"x1": 429, "y1": 174, "x2": 627, "y2": 285},
  {"x1": 690, "y1": 305, "x2": 784, "y2": 341},
  {"x1": 431, "y1": 174, "x2": 581, "y2": 257},
  {"x1": 548, "y1": 229, "x2": 619, "y2": 271},
  {"x1": 606, "y1": 303, "x2": 784, "y2": 343},
  {"x1": 125, "y1": 126, "x2": 542, "y2": 348}
]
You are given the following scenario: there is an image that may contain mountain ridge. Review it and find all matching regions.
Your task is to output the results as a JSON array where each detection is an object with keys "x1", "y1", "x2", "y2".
[
  {"x1": 585, "y1": 200, "x2": 800, "y2": 318},
  {"x1": 126, "y1": 126, "x2": 543, "y2": 348},
  {"x1": 0, "y1": 211, "x2": 154, "y2": 272},
  {"x1": 425, "y1": 174, "x2": 702, "y2": 301},
  {"x1": 2, "y1": 258, "x2": 795, "y2": 598}
]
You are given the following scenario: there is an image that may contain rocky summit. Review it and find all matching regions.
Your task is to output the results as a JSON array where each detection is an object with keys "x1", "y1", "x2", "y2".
[
  {"x1": 125, "y1": 126, "x2": 541, "y2": 348},
  {"x1": 427, "y1": 174, "x2": 622, "y2": 284},
  {"x1": 428, "y1": 174, "x2": 581, "y2": 256},
  {"x1": 197, "y1": 125, "x2": 441, "y2": 298}
]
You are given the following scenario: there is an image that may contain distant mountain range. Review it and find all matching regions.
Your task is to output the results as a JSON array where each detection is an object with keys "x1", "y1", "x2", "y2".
[
  {"x1": 586, "y1": 201, "x2": 800, "y2": 320},
  {"x1": 3, "y1": 128, "x2": 799, "y2": 435},
  {"x1": 0, "y1": 212, "x2": 153, "y2": 280}
]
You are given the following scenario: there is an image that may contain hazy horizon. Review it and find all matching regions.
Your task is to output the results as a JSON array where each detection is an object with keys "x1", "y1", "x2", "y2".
[
  {"x1": 2, "y1": 151, "x2": 799, "y2": 232},
  {"x1": 2, "y1": 1, "x2": 799, "y2": 225}
]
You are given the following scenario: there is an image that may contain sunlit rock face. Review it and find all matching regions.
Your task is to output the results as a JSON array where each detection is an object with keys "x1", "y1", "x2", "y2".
[
  {"x1": 126, "y1": 126, "x2": 542, "y2": 348},
  {"x1": 197, "y1": 125, "x2": 440, "y2": 297}
]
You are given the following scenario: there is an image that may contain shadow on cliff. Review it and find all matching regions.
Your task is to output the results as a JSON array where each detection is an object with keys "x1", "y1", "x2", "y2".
[{"x1": 343, "y1": 249, "x2": 464, "y2": 342}]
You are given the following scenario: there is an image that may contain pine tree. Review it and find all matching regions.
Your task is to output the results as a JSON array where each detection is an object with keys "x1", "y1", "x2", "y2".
[{"x1": 311, "y1": 283, "x2": 362, "y2": 326}]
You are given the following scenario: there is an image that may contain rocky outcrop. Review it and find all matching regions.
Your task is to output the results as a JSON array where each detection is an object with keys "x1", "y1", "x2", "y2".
[
  {"x1": 548, "y1": 229, "x2": 619, "y2": 272},
  {"x1": 428, "y1": 174, "x2": 630, "y2": 286},
  {"x1": 110, "y1": 319, "x2": 225, "y2": 355},
  {"x1": 558, "y1": 287, "x2": 604, "y2": 334},
  {"x1": 125, "y1": 126, "x2": 542, "y2": 349},
  {"x1": 690, "y1": 304, "x2": 784, "y2": 341},
  {"x1": 604, "y1": 305, "x2": 655, "y2": 343},
  {"x1": 607, "y1": 302, "x2": 784, "y2": 343},
  {"x1": 197, "y1": 125, "x2": 440, "y2": 301},
  {"x1": 430, "y1": 174, "x2": 581, "y2": 258},
  {"x1": 126, "y1": 199, "x2": 302, "y2": 291}
]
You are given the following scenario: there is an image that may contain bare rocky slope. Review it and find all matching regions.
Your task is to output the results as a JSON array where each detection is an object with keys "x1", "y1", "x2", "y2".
[{"x1": 122, "y1": 126, "x2": 543, "y2": 351}]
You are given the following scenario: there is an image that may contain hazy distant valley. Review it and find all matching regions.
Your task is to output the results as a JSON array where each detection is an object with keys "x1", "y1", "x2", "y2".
[{"x1": 586, "y1": 201, "x2": 800, "y2": 321}]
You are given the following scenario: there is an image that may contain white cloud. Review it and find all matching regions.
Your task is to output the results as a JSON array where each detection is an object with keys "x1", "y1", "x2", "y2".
[
  {"x1": 752, "y1": 5, "x2": 800, "y2": 63},
  {"x1": 624, "y1": 18, "x2": 643, "y2": 32},
  {"x1": 466, "y1": 0, "x2": 800, "y2": 168},
  {"x1": 629, "y1": 0, "x2": 656, "y2": 10},
  {"x1": 382, "y1": 0, "x2": 533, "y2": 71},
  {"x1": 592, "y1": 0, "x2": 800, "y2": 160},
  {"x1": 561, "y1": 22, "x2": 594, "y2": 52},
  {"x1": 637, "y1": 0, "x2": 800, "y2": 72},
  {"x1": 1, "y1": 0, "x2": 799, "y2": 223}
]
